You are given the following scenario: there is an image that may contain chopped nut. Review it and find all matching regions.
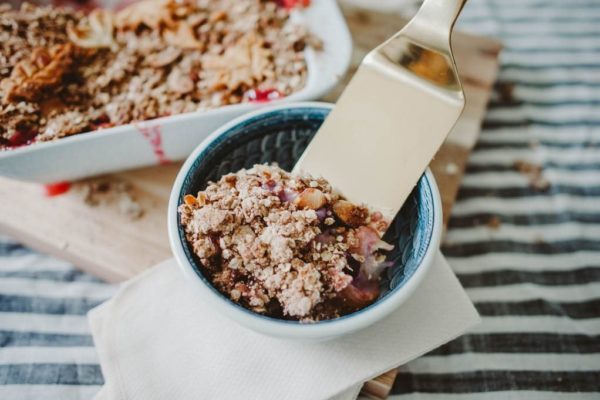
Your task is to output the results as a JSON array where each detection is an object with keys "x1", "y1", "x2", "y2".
[
  {"x1": 294, "y1": 188, "x2": 326, "y2": 210},
  {"x1": 163, "y1": 23, "x2": 204, "y2": 50},
  {"x1": 333, "y1": 200, "x2": 368, "y2": 228},
  {"x1": 115, "y1": 0, "x2": 176, "y2": 31},
  {"x1": 67, "y1": 9, "x2": 117, "y2": 50},
  {"x1": 184, "y1": 194, "x2": 197, "y2": 205}
]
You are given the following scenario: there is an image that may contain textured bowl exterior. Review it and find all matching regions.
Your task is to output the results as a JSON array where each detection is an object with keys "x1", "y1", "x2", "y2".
[{"x1": 168, "y1": 102, "x2": 442, "y2": 340}]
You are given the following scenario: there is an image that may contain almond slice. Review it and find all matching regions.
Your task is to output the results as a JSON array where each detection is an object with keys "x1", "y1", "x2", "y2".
[
  {"x1": 163, "y1": 23, "x2": 205, "y2": 50},
  {"x1": 294, "y1": 188, "x2": 326, "y2": 210},
  {"x1": 67, "y1": 9, "x2": 117, "y2": 51}
]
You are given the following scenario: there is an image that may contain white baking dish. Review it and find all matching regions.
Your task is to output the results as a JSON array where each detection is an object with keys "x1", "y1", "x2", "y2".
[{"x1": 0, "y1": 0, "x2": 352, "y2": 183}]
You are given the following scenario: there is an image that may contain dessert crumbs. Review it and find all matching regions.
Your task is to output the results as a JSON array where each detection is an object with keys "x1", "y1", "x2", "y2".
[
  {"x1": 179, "y1": 164, "x2": 393, "y2": 322},
  {"x1": 74, "y1": 177, "x2": 144, "y2": 220},
  {"x1": 0, "y1": 0, "x2": 320, "y2": 148}
]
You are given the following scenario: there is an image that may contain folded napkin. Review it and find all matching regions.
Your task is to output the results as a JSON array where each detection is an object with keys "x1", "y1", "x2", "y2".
[{"x1": 89, "y1": 251, "x2": 479, "y2": 400}]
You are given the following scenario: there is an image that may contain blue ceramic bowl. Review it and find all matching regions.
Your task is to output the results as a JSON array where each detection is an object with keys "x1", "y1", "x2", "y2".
[{"x1": 168, "y1": 102, "x2": 442, "y2": 340}]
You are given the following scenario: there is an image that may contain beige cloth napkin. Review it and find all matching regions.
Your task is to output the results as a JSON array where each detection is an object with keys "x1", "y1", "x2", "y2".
[{"x1": 89, "y1": 251, "x2": 479, "y2": 400}]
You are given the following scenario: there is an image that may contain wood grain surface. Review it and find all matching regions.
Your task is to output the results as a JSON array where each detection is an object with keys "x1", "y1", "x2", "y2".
[{"x1": 0, "y1": 3, "x2": 501, "y2": 399}]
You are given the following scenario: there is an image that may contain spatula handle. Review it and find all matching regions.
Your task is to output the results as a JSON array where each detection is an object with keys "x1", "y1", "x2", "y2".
[{"x1": 397, "y1": 0, "x2": 467, "y2": 48}]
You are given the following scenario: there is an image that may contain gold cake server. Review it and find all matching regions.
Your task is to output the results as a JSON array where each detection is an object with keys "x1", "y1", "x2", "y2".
[{"x1": 294, "y1": 0, "x2": 467, "y2": 219}]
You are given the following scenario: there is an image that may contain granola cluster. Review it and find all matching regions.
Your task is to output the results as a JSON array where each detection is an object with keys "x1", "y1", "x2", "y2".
[
  {"x1": 0, "y1": 1, "x2": 319, "y2": 148},
  {"x1": 179, "y1": 165, "x2": 393, "y2": 322}
]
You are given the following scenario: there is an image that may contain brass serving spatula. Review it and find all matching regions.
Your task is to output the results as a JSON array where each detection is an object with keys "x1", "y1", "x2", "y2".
[{"x1": 294, "y1": 0, "x2": 467, "y2": 219}]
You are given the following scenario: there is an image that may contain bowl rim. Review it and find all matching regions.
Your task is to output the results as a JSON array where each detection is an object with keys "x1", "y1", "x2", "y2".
[{"x1": 168, "y1": 101, "x2": 443, "y2": 339}]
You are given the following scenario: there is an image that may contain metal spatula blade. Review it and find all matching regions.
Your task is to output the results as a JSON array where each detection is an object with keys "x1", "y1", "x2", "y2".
[{"x1": 294, "y1": 0, "x2": 466, "y2": 219}]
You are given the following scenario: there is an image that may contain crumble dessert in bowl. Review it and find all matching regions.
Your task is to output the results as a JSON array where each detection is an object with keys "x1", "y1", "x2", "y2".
[{"x1": 168, "y1": 103, "x2": 442, "y2": 340}]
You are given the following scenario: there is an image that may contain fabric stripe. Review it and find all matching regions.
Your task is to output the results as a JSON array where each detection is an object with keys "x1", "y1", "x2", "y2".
[
  {"x1": 443, "y1": 241, "x2": 600, "y2": 257},
  {"x1": 0, "y1": 364, "x2": 103, "y2": 385},
  {"x1": 461, "y1": 170, "x2": 600, "y2": 188},
  {"x1": 475, "y1": 141, "x2": 600, "y2": 150},
  {"x1": 470, "y1": 316, "x2": 600, "y2": 335},
  {"x1": 0, "y1": 331, "x2": 94, "y2": 347},
  {"x1": 457, "y1": 186, "x2": 600, "y2": 199},
  {"x1": 451, "y1": 196, "x2": 600, "y2": 216},
  {"x1": 466, "y1": 283, "x2": 600, "y2": 303},
  {"x1": 0, "y1": 347, "x2": 99, "y2": 365},
  {"x1": 475, "y1": 299, "x2": 600, "y2": 319},
  {"x1": 0, "y1": 295, "x2": 103, "y2": 315},
  {"x1": 0, "y1": 385, "x2": 101, "y2": 400},
  {"x1": 445, "y1": 223, "x2": 600, "y2": 244},
  {"x1": 427, "y1": 334, "x2": 600, "y2": 355},
  {"x1": 467, "y1": 148, "x2": 600, "y2": 166},
  {"x1": 0, "y1": 270, "x2": 104, "y2": 283},
  {"x1": 466, "y1": 164, "x2": 600, "y2": 174},
  {"x1": 0, "y1": 254, "x2": 74, "y2": 271},
  {"x1": 0, "y1": 313, "x2": 92, "y2": 335},
  {"x1": 0, "y1": 242, "x2": 28, "y2": 256},
  {"x1": 393, "y1": 371, "x2": 600, "y2": 393},
  {"x1": 457, "y1": 268, "x2": 600, "y2": 287},
  {"x1": 446, "y1": 253, "x2": 600, "y2": 273},
  {"x1": 476, "y1": 127, "x2": 600, "y2": 144},
  {"x1": 486, "y1": 106, "x2": 600, "y2": 124},
  {"x1": 404, "y1": 353, "x2": 600, "y2": 373},
  {"x1": 449, "y1": 213, "x2": 600, "y2": 228},
  {"x1": 389, "y1": 392, "x2": 600, "y2": 400},
  {"x1": 0, "y1": 278, "x2": 117, "y2": 300}
]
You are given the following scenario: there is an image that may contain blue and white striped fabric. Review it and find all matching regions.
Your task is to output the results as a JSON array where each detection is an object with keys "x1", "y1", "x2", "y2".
[
  {"x1": 389, "y1": 0, "x2": 600, "y2": 398},
  {"x1": 1, "y1": 0, "x2": 600, "y2": 398},
  {"x1": 0, "y1": 236, "x2": 114, "y2": 399}
]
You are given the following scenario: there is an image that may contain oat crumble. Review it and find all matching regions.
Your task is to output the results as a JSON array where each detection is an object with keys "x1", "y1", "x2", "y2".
[
  {"x1": 179, "y1": 165, "x2": 393, "y2": 322},
  {"x1": 0, "y1": 1, "x2": 319, "y2": 149}
]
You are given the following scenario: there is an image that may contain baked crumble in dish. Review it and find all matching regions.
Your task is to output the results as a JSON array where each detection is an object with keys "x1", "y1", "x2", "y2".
[
  {"x1": 179, "y1": 164, "x2": 394, "y2": 322},
  {"x1": 0, "y1": 0, "x2": 320, "y2": 149}
]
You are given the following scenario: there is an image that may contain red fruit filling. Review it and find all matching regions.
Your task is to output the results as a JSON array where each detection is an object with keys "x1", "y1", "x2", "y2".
[
  {"x1": 246, "y1": 88, "x2": 282, "y2": 103},
  {"x1": 44, "y1": 181, "x2": 71, "y2": 197},
  {"x1": 277, "y1": 0, "x2": 311, "y2": 10},
  {"x1": 7, "y1": 129, "x2": 38, "y2": 148}
]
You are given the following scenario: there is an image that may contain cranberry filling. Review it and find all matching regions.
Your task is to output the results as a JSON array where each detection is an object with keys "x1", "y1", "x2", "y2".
[
  {"x1": 246, "y1": 88, "x2": 282, "y2": 103},
  {"x1": 277, "y1": 0, "x2": 311, "y2": 10},
  {"x1": 44, "y1": 181, "x2": 71, "y2": 197},
  {"x1": 7, "y1": 129, "x2": 38, "y2": 148}
]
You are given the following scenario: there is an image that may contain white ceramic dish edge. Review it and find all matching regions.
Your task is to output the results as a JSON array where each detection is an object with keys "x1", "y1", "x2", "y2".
[
  {"x1": 0, "y1": 0, "x2": 352, "y2": 183},
  {"x1": 167, "y1": 102, "x2": 443, "y2": 341}
]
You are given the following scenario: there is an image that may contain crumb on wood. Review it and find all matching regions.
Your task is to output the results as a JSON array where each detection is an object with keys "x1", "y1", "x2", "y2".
[
  {"x1": 73, "y1": 177, "x2": 144, "y2": 220},
  {"x1": 445, "y1": 162, "x2": 459, "y2": 175}
]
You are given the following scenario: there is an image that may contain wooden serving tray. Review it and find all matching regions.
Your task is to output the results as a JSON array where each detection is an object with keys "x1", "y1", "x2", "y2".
[{"x1": 0, "y1": 3, "x2": 501, "y2": 399}]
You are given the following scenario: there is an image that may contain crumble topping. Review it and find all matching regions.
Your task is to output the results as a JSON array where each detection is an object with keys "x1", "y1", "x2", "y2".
[
  {"x1": 0, "y1": 1, "x2": 320, "y2": 148},
  {"x1": 179, "y1": 165, "x2": 393, "y2": 322}
]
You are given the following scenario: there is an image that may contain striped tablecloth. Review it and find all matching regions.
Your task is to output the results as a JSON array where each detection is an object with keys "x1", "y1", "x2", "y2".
[{"x1": 2, "y1": 0, "x2": 600, "y2": 398}]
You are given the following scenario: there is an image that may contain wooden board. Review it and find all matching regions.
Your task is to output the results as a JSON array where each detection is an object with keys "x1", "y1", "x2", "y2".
[{"x1": 0, "y1": 3, "x2": 501, "y2": 399}]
